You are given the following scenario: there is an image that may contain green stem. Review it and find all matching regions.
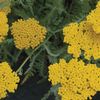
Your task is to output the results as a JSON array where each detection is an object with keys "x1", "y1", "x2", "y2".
[
  {"x1": 24, "y1": 48, "x2": 43, "y2": 74},
  {"x1": 4, "y1": 48, "x2": 14, "y2": 59},
  {"x1": 43, "y1": 44, "x2": 60, "y2": 57},
  {"x1": 21, "y1": 49, "x2": 43, "y2": 84},
  {"x1": 14, "y1": 50, "x2": 22, "y2": 62},
  {"x1": 16, "y1": 55, "x2": 29, "y2": 74},
  {"x1": 41, "y1": 84, "x2": 60, "y2": 100},
  {"x1": 41, "y1": 91, "x2": 51, "y2": 100},
  {"x1": 16, "y1": 45, "x2": 41, "y2": 74}
]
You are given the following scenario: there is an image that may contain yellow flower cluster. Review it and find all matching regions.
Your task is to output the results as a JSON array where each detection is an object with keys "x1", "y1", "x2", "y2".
[
  {"x1": 48, "y1": 59, "x2": 100, "y2": 100},
  {"x1": 0, "y1": 11, "x2": 9, "y2": 42},
  {"x1": 0, "y1": 62, "x2": 20, "y2": 99},
  {"x1": 11, "y1": 18, "x2": 47, "y2": 49},
  {"x1": 0, "y1": 0, "x2": 11, "y2": 15},
  {"x1": 63, "y1": 1, "x2": 100, "y2": 59}
]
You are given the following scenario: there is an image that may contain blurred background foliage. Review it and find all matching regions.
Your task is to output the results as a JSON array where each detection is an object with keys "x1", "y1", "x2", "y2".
[{"x1": 0, "y1": 0, "x2": 100, "y2": 100}]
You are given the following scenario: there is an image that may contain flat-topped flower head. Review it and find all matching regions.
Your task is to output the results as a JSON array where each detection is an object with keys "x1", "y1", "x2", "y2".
[
  {"x1": 63, "y1": 1, "x2": 100, "y2": 59},
  {"x1": 0, "y1": 62, "x2": 20, "y2": 99},
  {"x1": 11, "y1": 18, "x2": 47, "y2": 49},
  {"x1": 48, "y1": 59, "x2": 100, "y2": 100},
  {"x1": 0, "y1": 11, "x2": 9, "y2": 42}
]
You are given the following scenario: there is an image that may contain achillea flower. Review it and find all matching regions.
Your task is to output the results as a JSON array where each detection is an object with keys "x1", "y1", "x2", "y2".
[
  {"x1": 63, "y1": 1, "x2": 100, "y2": 59},
  {"x1": 0, "y1": 0, "x2": 11, "y2": 15},
  {"x1": 0, "y1": 11, "x2": 9, "y2": 42},
  {"x1": 0, "y1": 62, "x2": 20, "y2": 99},
  {"x1": 63, "y1": 23, "x2": 81, "y2": 57},
  {"x1": 11, "y1": 18, "x2": 47, "y2": 49},
  {"x1": 48, "y1": 59, "x2": 100, "y2": 100}
]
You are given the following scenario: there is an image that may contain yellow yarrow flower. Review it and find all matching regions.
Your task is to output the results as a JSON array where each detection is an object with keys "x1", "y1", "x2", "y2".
[
  {"x1": 63, "y1": 23, "x2": 81, "y2": 57},
  {"x1": 0, "y1": 0, "x2": 11, "y2": 15},
  {"x1": 63, "y1": 1, "x2": 100, "y2": 59},
  {"x1": 0, "y1": 11, "x2": 9, "y2": 42},
  {"x1": 48, "y1": 59, "x2": 100, "y2": 100},
  {"x1": 11, "y1": 18, "x2": 47, "y2": 49},
  {"x1": 0, "y1": 62, "x2": 20, "y2": 99}
]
